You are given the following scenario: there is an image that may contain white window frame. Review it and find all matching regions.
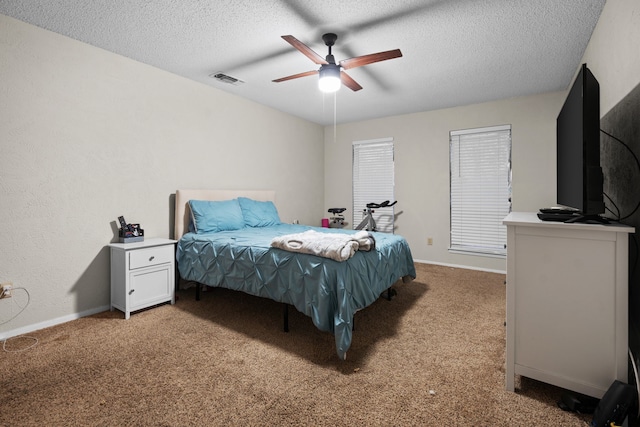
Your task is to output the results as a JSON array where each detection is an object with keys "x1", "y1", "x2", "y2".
[
  {"x1": 352, "y1": 137, "x2": 395, "y2": 233},
  {"x1": 449, "y1": 125, "x2": 512, "y2": 257}
]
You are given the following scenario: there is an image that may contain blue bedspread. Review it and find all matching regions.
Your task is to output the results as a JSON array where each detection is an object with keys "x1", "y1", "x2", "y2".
[{"x1": 176, "y1": 224, "x2": 416, "y2": 359}]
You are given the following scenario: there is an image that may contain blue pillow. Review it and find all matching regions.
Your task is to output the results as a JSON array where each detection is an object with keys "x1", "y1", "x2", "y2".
[
  {"x1": 188, "y1": 199, "x2": 245, "y2": 234},
  {"x1": 237, "y1": 197, "x2": 281, "y2": 227}
]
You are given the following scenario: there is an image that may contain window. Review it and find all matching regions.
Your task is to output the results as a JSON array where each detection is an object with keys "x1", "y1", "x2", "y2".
[
  {"x1": 449, "y1": 125, "x2": 511, "y2": 257},
  {"x1": 352, "y1": 138, "x2": 395, "y2": 233}
]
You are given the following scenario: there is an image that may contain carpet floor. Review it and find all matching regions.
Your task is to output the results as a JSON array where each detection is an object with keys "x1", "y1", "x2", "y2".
[{"x1": 0, "y1": 263, "x2": 592, "y2": 426}]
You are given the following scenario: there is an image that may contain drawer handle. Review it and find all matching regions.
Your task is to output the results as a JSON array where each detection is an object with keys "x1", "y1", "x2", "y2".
[
  {"x1": 129, "y1": 289, "x2": 135, "y2": 295},
  {"x1": 149, "y1": 256, "x2": 155, "y2": 261}
]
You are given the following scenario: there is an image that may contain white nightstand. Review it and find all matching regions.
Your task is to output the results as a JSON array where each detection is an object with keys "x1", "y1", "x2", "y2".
[{"x1": 108, "y1": 238, "x2": 177, "y2": 319}]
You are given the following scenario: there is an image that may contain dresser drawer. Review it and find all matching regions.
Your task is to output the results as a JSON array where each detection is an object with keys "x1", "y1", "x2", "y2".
[{"x1": 129, "y1": 245, "x2": 174, "y2": 270}]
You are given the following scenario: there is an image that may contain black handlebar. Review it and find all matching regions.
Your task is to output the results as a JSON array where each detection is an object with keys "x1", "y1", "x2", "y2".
[{"x1": 366, "y1": 200, "x2": 397, "y2": 209}]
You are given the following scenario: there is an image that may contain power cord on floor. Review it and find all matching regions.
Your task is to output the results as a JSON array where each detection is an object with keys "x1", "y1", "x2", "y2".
[
  {"x1": 1, "y1": 286, "x2": 38, "y2": 352},
  {"x1": 3, "y1": 335, "x2": 38, "y2": 352}
]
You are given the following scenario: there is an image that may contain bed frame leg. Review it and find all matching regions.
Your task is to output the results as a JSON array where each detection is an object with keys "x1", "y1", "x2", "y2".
[
  {"x1": 283, "y1": 304, "x2": 289, "y2": 332},
  {"x1": 386, "y1": 287, "x2": 397, "y2": 301}
]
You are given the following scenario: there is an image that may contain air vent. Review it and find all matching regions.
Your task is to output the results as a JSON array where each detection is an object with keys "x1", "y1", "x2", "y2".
[{"x1": 209, "y1": 72, "x2": 245, "y2": 86}]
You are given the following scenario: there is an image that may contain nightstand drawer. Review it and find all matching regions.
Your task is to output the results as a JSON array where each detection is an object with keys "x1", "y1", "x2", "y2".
[{"x1": 129, "y1": 245, "x2": 173, "y2": 270}]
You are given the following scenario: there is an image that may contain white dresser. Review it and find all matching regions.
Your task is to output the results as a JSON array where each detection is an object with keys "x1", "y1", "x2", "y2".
[
  {"x1": 503, "y1": 212, "x2": 633, "y2": 398},
  {"x1": 109, "y1": 238, "x2": 177, "y2": 319}
]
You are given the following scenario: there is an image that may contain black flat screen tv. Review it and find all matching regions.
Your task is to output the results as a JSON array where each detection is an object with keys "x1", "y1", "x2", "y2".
[{"x1": 556, "y1": 63, "x2": 605, "y2": 221}]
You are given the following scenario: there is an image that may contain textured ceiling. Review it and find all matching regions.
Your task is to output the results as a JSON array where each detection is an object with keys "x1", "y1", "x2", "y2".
[{"x1": 0, "y1": 0, "x2": 606, "y2": 125}]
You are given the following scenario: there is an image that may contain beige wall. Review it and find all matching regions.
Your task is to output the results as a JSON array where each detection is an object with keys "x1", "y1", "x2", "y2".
[
  {"x1": 324, "y1": 92, "x2": 564, "y2": 272},
  {"x1": 581, "y1": 0, "x2": 640, "y2": 117},
  {"x1": 0, "y1": 15, "x2": 324, "y2": 337}
]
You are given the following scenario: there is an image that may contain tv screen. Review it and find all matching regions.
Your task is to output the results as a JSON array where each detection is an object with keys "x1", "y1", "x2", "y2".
[{"x1": 556, "y1": 63, "x2": 604, "y2": 218}]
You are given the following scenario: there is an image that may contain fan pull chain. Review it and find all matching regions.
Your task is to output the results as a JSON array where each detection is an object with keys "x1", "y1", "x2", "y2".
[{"x1": 333, "y1": 91, "x2": 337, "y2": 142}]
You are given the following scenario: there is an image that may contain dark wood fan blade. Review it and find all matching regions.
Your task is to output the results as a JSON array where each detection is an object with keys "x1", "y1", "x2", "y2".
[
  {"x1": 282, "y1": 35, "x2": 328, "y2": 65},
  {"x1": 339, "y1": 49, "x2": 402, "y2": 70},
  {"x1": 341, "y1": 71, "x2": 363, "y2": 91},
  {"x1": 272, "y1": 70, "x2": 319, "y2": 83}
]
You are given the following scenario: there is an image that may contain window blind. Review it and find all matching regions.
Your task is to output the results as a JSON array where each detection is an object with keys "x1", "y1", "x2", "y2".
[
  {"x1": 352, "y1": 138, "x2": 395, "y2": 233},
  {"x1": 450, "y1": 125, "x2": 511, "y2": 256}
]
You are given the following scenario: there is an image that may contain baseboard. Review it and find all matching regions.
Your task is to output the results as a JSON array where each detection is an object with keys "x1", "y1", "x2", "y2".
[
  {"x1": 0, "y1": 305, "x2": 110, "y2": 341},
  {"x1": 1, "y1": 262, "x2": 503, "y2": 341},
  {"x1": 413, "y1": 258, "x2": 506, "y2": 275}
]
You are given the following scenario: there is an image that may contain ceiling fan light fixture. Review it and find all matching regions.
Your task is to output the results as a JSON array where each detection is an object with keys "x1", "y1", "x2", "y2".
[
  {"x1": 275, "y1": 34, "x2": 400, "y2": 92},
  {"x1": 318, "y1": 65, "x2": 341, "y2": 93}
]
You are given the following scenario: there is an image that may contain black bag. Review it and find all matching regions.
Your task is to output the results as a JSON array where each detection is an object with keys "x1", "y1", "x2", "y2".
[{"x1": 591, "y1": 380, "x2": 636, "y2": 427}]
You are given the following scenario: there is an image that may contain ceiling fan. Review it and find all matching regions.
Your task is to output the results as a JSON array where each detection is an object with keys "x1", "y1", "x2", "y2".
[{"x1": 272, "y1": 33, "x2": 402, "y2": 92}]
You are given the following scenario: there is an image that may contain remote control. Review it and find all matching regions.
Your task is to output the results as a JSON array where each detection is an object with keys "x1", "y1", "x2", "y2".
[
  {"x1": 539, "y1": 208, "x2": 579, "y2": 215},
  {"x1": 118, "y1": 216, "x2": 135, "y2": 232}
]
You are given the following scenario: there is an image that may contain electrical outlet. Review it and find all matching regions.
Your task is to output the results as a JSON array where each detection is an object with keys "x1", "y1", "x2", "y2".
[
  {"x1": 427, "y1": 237, "x2": 433, "y2": 246},
  {"x1": 1, "y1": 282, "x2": 13, "y2": 299}
]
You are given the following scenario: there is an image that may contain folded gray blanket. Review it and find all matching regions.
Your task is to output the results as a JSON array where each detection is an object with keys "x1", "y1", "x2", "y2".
[{"x1": 271, "y1": 230, "x2": 375, "y2": 262}]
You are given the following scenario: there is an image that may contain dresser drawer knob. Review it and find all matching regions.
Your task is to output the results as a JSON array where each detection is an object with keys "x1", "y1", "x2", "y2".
[{"x1": 149, "y1": 256, "x2": 155, "y2": 261}]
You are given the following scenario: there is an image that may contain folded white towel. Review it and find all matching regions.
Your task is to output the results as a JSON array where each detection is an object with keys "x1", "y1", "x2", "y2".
[{"x1": 271, "y1": 230, "x2": 375, "y2": 262}]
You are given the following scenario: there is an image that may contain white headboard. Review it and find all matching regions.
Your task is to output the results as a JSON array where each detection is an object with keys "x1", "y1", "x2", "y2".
[{"x1": 174, "y1": 189, "x2": 276, "y2": 239}]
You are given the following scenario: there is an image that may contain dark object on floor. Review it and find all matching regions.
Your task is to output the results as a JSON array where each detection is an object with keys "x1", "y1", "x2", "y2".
[{"x1": 557, "y1": 391, "x2": 599, "y2": 414}]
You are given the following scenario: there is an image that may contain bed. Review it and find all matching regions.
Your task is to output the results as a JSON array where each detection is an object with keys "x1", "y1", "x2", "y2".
[{"x1": 174, "y1": 189, "x2": 416, "y2": 360}]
